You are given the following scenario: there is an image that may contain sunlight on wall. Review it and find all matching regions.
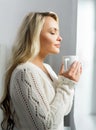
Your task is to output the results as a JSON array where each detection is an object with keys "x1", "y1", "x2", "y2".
[
  {"x1": 76, "y1": 0, "x2": 95, "y2": 68},
  {"x1": 74, "y1": 1, "x2": 95, "y2": 130}
]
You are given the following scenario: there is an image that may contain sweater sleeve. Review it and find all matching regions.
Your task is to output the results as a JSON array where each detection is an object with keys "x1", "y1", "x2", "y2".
[{"x1": 10, "y1": 67, "x2": 75, "y2": 130}]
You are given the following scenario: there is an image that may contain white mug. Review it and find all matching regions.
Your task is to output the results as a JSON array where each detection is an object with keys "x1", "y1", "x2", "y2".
[{"x1": 62, "y1": 55, "x2": 78, "y2": 71}]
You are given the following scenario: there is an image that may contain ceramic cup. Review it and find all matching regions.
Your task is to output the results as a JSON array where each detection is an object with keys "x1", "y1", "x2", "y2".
[{"x1": 62, "y1": 55, "x2": 79, "y2": 71}]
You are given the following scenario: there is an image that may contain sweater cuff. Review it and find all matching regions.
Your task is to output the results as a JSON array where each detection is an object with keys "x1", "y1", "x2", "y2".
[{"x1": 58, "y1": 75, "x2": 77, "y2": 88}]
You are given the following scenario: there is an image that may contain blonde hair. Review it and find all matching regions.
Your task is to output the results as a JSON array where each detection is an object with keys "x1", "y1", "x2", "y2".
[{"x1": 0, "y1": 11, "x2": 58, "y2": 130}]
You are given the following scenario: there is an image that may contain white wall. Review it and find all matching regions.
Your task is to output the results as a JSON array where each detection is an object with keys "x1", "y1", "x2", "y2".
[
  {"x1": 0, "y1": 45, "x2": 8, "y2": 130},
  {"x1": 0, "y1": 0, "x2": 77, "y2": 129},
  {"x1": 0, "y1": 0, "x2": 78, "y2": 72}
]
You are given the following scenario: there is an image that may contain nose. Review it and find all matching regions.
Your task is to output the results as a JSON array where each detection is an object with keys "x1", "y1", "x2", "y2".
[{"x1": 57, "y1": 35, "x2": 62, "y2": 41}]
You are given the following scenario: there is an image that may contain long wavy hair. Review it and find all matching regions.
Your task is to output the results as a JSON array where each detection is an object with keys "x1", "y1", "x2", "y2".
[{"x1": 0, "y1": 12, "x2": 58, "y2": 130}]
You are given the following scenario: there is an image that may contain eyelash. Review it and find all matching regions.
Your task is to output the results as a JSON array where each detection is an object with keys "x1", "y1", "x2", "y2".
[{"x1": 50, "y1": 32, "x2": 55, "y2": 35}]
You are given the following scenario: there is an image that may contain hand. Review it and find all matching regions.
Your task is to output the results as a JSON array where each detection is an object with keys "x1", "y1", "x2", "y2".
[{"x1": 59, "y1": 61, "x2": 82, "y2": 82}]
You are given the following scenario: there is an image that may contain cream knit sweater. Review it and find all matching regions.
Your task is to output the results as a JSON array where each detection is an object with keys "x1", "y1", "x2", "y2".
[{"x1": 9, "y1": 61, "x2": 76, "y2": 130}]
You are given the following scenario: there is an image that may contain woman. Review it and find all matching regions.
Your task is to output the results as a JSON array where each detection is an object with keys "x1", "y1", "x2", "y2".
[{"x1": 0, "y1": 12, "x2": 82, "y2": 130}]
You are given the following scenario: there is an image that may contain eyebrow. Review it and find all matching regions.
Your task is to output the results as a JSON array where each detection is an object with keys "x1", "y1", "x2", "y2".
[{"x1": 49, "y1": 27, "x2": 59, "y2": 31}]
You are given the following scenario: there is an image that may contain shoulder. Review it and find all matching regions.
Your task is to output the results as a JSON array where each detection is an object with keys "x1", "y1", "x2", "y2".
[
  {"x1": 13, "y1": 61, "x2": 39, "y2": 72},
  {"x1": 11, "y1": 62, "x2": 38, "y2": 80}
]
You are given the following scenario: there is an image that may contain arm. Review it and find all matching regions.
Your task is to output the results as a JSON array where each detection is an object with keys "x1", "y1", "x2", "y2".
[{"x1": 10, "y1": 67, "x2": 75, "y2": 130}]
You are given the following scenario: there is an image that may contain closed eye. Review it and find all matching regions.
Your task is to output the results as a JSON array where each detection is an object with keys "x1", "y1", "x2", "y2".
[{"x1": 50, "y1": 32, "x2": 55, "y2": 35}]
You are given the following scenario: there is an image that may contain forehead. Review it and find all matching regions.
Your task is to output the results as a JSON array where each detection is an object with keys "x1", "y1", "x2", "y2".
[{"x1": 42, "y1": 16, "x2": 59, "y2": 31}]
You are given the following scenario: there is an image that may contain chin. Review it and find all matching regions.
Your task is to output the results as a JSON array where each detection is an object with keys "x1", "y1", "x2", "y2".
[
  {"x1": 52, "y1": 49, "x2": 60, "y2": 54},
  {"x1": 49, "y1": 48, "x2": 60, "y2": 54},
  {"x1": 55, "y1": 48, "x2": 60, "y2": 53}
]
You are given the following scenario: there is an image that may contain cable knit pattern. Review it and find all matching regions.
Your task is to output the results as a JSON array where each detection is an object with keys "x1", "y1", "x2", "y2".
[{"x1": 9, "y1": 61, "x2": 76, "y2": 130}]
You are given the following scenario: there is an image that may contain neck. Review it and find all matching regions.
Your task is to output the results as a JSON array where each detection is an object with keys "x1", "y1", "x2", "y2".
[
  {"x1": 29, "y1": 55, "x2": 53, "y2": 81},
  {"x1": 29, "y1": 55, "x2": 45, "y2": 68}
]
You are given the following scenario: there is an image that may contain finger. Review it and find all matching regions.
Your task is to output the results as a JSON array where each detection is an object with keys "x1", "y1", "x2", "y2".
[
  {"x1": 75, "y1": 62, "x2": 82, "y2": 74},
  {"x1": 69, "y1": 61, "x2": 78, "y2": 72},
  {"x1": 59, "y1": 63, "x2": 64, "y2": 74},
  {"x1": 80, "y1": 63, "x2": 82, "y2": 74},
  {"x1": 68, "y1": 62, "x2": 80, "y2": 79},
  {"x1": 64, "y1": 62, "x2": 82, "y2": 82},
  {"x1": 72, "y1": 63, "x2": 82, "y2": 82},
  {"x1": 73, "y1": 62, "x2": 80, "y2": 74},
  {"x1": 65, "y1": 61, "x2": 77, "y2": 79}
]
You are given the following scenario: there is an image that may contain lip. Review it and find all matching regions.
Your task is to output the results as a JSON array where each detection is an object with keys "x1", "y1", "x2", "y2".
[{"x1": 54, "y1": 44, "x2": 60, "y2": 48}]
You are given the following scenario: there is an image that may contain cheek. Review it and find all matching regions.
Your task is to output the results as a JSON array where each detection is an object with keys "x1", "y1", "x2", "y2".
[{"x1": 40, "y1": 35, "x2": 54, "y2": 48}]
